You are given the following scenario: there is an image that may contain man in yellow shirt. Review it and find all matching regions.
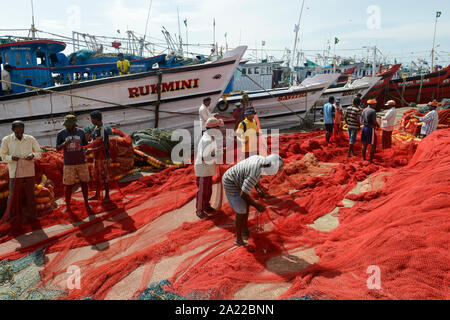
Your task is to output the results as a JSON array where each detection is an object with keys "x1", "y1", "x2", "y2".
[
  {"x1": 117, "y1": 53, "x2": 131, "y2": 75},
  {"x1": 0, "y1": 121, "x2": 41, "y2": 224},
  {"x1": 236, "y1": 106, "x2": 260, "y2": 159}
]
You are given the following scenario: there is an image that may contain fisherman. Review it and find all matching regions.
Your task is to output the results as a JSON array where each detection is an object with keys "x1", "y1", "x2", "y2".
[
  {"x1": 413, "y1": 101, "x2": 439, "y2": 139},
  {"x1": 333, "y1": 98, "x2": 344, "y2": 138},
  {"x1": 380, "y1": 100, "x2": 397, "y2": 149},
  {"x1": 1, "y1": 64, "x2": 13, "y2": 95},
  {"x1": 322, "y1": 96, "x2": 336, "y2": 144},
  {"x1": 195, "y1": 117, "x2": 224, "y2": 219},
  {"x1": 344, "y1": 97, "x2": 362, "y2": 157},
  {"x1": 0, "y1": 121, "x2": 41, "y2": 223},
  {"x1": 361, "y1": 99, "x2": 379, "y2": 163},
  {"x1": 117, "y1": 53, "x2": 131, "y2": 75},
  {"x1": 357, "y1": 93, "x2": 364, "y2": 110},
  {"x1": 222, "y1": 154, "x2": 283, "y2": 247},
  {"x1": 199, "y1": 97, "x2": 214, "y2": 135},
  {"x1": 236, "y1": 106, "x2": 260, "y2": 159},
  {"x1": 233, "y1": 93, "x2": 251, "y2": 130},
  {"x1": 89, "y1": 111, "x2": 112, "y2": 203},
  {"x1": 56, "y1": 115, "x2": 92, "y2": 215}
]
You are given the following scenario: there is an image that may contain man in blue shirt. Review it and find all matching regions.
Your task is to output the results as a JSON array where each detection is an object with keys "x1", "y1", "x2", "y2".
[
  {"x1": 56, "y1": 115, "x2": 92, "y2": 214},
  {"x1": 322, "y1": 96, "x2": 336, "y2": 144}
]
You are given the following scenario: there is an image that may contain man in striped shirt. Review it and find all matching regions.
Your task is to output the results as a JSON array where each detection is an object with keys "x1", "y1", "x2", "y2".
[
  {"x1": 344, "y1": 97, "x2": 362, "y2": 157},
  {"x1": 222, "y1": 154, "x2": 284, "y2": 247},
  {"x1": 413, "y1": 103, "x2": 439, "y2": 139}
]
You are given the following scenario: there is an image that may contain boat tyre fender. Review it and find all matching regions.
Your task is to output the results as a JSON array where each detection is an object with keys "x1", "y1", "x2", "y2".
[{"x1": 217, "y1": 101, "x2": 229, "y2": 112}]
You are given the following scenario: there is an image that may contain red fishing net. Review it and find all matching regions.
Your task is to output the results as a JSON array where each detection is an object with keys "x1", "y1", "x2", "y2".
[{"x1": 0, "y1": 127, "x2": 448, "y2": 300}]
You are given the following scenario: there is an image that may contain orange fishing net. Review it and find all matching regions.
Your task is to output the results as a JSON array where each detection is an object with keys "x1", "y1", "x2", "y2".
[{"x1": 0, "y1": 127, "x2": 448, "y2": 300}]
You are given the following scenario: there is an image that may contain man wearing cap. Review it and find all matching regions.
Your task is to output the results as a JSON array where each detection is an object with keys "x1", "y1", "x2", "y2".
[
  {"x1": 413, "y1": 101, "x2": 439, "y2": 139},
  {"x1": 381, "y1": 100, "x2": 397, "y2": 149},
  {"x1": 236, "y1": 106, "x2": 260, "y2": 159},
  {"x1": 222, "y1": 154, "x2": 283, "y2": 247},
  {"x1": 0, "y1": 121, "x2": 41, "y2": 223},
  {"x1": 194, "y1": 117, "x2": 224, "y2": 219},
  {"x1": 322, "y1": 96, "x2": 336, "y2": 144},
  {"x1": 117, "y1": 53, "x2": 131, "y2": 75},
  {"x1": 56, "y1": 115, "x2": 92, "y2": 214},
  {"x1": 361, "y1": 99, "x2": 380, "y2": 163}
]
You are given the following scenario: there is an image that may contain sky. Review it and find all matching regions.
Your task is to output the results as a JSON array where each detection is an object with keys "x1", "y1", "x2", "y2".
[{"x1": 1, "y1": 0, "x2": 449, "y2": 67}]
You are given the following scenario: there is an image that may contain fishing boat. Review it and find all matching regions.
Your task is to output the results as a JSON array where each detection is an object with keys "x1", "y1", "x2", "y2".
[
  {"x1": 385, "y1": 66, "x2": 450, "y2": 107},
  {"x1": 362, "y1": 64, "x2": 402, "y2": 107},
  {"x1": 0, "y1": 41, "x2": 247, "y2": 145},
  {"x1": 315, "y1": 76, "x2": 381, "y2": 108},
  {"x1": 215, "y1": 73, "x2": 339, "y2": 130}
]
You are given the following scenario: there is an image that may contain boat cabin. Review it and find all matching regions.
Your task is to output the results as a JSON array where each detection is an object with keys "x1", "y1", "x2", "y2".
[
  {"x1": 0, "y1": 40, "x2": 66, "y2": 94},
  {"x1": 0, "y1": 39, "x2": 172, "y2": 95}
]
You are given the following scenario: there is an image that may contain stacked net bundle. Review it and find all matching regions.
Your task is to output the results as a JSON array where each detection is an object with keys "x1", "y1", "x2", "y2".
[{"x1": 0, "y1": 127, "x2": 447, "y2": 300}]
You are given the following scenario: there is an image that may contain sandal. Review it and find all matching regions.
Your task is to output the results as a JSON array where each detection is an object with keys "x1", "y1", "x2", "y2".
[{"x1": 196, "y1": 211, "x2": 208, "y2": 219}]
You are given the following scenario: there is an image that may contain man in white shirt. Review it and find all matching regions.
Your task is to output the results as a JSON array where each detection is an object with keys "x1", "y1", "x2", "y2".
[
  {"x1": 413, "y1": 102, "x2": 439, "y2": 139},
  {"x1": 195, "y1": 117, "x2": 224, "y2": 219},
  {"x1": 199, "y1": 97, "x2": 214, "y2": 133},
  {"x1": 1, "y1": 64, "x2": 13, "y2": 95},
  {"x1": 381, "y1": 100, "x2": 397, "y2": 149},
  {"x1": 0, "y1": 121, "x2": 41, "y2": 223}
]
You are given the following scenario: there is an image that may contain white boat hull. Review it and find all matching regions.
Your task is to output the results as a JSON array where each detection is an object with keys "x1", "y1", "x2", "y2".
[
  {"x1": 215, "y1": 74, "x2": 340, "y2": 130},
  {"x1": 0, "y1": 47, "x2": 247, "y2": 146},
  {"x1": 316, "y1": 76, "x2": 381, "y2": 107}
]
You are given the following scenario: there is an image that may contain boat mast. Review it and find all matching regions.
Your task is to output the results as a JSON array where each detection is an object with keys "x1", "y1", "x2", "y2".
[
  {"x1": 141, "y1": 0, "x2": 153, "y2": 57},
  {"x1": 30, "y1": 0, "x2": 37, "y2": 39},
  {"x1": 291, "y1": 0, "x2": 306, "y2": 84},
  {"x1": 372, "y1": 46, "x2": 377, "y2": 77},
  {"x1": 431, "y1": 11, "x2": 441, "y2": 72}
]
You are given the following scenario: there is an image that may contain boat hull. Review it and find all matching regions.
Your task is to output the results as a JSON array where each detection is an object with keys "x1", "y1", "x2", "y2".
[
  {"x1": 0, "y1": 47, "x2": 247, "y2": 146},
  {"x1": 386, "y1": 66, "x2": 450, "y2": 106},
  {"x1": 215, "y1": 74, "x2": 339, "y2": 130}
]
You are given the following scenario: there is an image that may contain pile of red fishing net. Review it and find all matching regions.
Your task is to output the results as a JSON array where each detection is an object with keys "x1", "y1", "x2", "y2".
[{"x1": 0, "y1": 127, "x2": 448, "y2": 300}]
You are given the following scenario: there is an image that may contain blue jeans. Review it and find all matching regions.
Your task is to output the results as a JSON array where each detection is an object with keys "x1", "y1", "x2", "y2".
[
  {"x1": 225, "y1": 192, "x2": 248, "y2": 215},
  {"x1": 348, "y1": 128, "x2": 358, "y2": 145}
]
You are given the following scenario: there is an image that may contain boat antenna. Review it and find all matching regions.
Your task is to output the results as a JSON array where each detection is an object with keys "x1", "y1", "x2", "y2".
[
  {"x1": 141, "y1": 0, "x2": 153, "y2": 57},
  {"x1": 177, "y1": 6, "x2": 183, "y2": 55}
]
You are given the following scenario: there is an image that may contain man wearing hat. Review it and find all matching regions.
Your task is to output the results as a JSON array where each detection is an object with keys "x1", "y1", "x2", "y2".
[
  {"x1": 0, "y1": 121, "x2": 41, "y2": 223},
  {"x1": 194, "y1": 117, "x2": 224, "y2": 219},
  {"x1": 56, "y1": 115, "x2": 92, "y2": 214},
  {"x1": 236, "y1": 106, "x2": 260, "y2": 159},
  {"x1": 117, "y1": 53, "x2": 130, "y2": 75},
  {"x1": 361, "y1": 99, "x2": 380, "y2": 163},
  {"x1": 380, "y1": 100, "x2": 397, "y2": 149},
  {"x1": 222, "y1": 154, "x2": 284, "y2": 246},
  {"x1": 413, "y1": 101, "x2": 439, "y2": 139}
]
